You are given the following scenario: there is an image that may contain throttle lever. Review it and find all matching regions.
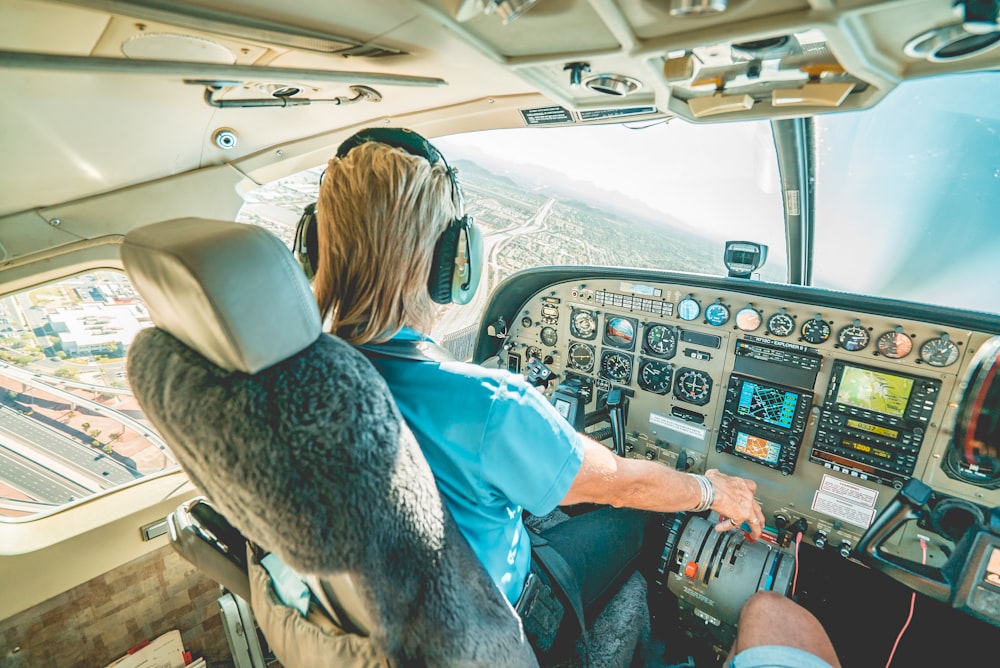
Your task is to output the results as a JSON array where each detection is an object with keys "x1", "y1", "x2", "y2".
[{"x1": 607, "y1": 388, "x2": 627, "y2": 457}]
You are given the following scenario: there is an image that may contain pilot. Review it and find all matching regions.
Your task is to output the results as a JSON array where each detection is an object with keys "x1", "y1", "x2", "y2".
[{"x1": 308, "y1": 127, "x2": 774, "y2": 658}]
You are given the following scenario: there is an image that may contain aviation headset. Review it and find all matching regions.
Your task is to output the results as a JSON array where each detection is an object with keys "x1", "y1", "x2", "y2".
[{"x1": 293, "y1": 127, "x2": 483, "y2": 305}]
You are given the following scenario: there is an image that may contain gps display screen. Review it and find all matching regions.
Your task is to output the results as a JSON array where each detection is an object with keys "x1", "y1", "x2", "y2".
[
  {"x1": 835, "y1": 365, "x2": 914, "y2": 418},
  {"x1": 737, "y1": 380, "x2": 799, "y2": 429}
]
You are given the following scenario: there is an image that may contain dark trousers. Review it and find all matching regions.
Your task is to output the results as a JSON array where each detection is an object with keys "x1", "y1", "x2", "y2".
[{"x1": 528, "y1": 506, "x2": 652, "y2": 656}]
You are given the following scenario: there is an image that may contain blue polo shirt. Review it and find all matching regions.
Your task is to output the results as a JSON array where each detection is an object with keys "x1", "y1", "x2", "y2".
[{"x1": 366, "y1": 328, "x2": 584, "y2": 603}]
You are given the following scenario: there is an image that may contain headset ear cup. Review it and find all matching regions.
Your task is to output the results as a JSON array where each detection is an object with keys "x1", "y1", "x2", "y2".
[
  {"x1": 294, "y1": 203, "x2": 319, "y2": 279},
  {"x1": 452, "y1": 218, "x2": 482, "y2": 305},
  {"x1": 428, "y1": 219, "x2": 461, "y2": 305}
]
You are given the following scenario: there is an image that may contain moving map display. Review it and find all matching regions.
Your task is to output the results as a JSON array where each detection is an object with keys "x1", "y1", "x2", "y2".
[
  {"x1": 737, "y1": 380, "x2": 799, "y2": 429},
  {"x1": 834, "y1": 365, "x2": 914, "y2": 418}
]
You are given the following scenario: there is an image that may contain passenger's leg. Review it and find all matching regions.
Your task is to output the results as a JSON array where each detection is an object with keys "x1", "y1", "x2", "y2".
[
  {"x1": 725, "y1": 591, "x2": 842, "y2": 668},
  {"x1": 539, "y1": 506, "x2": 651, "y2": 620}
]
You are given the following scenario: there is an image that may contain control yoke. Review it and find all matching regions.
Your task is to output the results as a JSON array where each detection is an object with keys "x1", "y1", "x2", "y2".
[{"x1": 856, "y1": 478, "x2": 1000, "y2": 627}]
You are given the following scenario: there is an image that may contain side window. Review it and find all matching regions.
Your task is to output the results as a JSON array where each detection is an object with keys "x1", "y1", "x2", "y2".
[{"x1": 0, "y1": 271, "x2": 173, "y2": 521}]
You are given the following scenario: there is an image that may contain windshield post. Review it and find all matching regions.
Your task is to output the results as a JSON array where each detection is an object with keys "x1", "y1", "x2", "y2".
[{"x1": 771, "y1": 118, "x2": 816, "y2": 286}]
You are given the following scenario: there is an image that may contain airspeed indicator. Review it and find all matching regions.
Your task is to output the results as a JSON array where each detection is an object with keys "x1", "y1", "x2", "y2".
[{"x1": 644, "y1": 323, "x2": 678, "y2": 359}]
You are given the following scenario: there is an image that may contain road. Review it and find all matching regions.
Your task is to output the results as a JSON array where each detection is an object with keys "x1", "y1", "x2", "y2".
[
  {"x1": 0, "y1": 444, "x2": 88, "y2": 504},
  {"x1": 0, "y1": 405, "x2": 135, "y2": 485},
  {"x1": 0, "y1": 362, "x2": 169, "y2": 453},
  {"x1": 434, "y1": 198, "x2": 556, "y2": 338}
]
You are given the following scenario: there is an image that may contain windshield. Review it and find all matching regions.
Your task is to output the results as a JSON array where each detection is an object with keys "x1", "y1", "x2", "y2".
[
  {"x1": 436, "y1": 120, "x2": 786, "y2": 286},
  {"x1": 813, "y1": 71, "x2": 1000, "y2": 314}
]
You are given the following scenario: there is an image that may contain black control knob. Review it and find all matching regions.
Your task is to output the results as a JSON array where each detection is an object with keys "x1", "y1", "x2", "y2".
[
  {"x1": 645, "y1": 451, "x2": 656, "y2": 461},
  {"x1": 814, "y1": 530, "x2": 828, "y2": 549},
  {"x1": 839, "y1": 540, "x2": 852, "y2": 558}
]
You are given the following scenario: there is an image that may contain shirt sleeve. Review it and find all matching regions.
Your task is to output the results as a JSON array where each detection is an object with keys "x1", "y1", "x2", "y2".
[{"x1": 478, "y1": 373, "x2": 585, "y2": 516}]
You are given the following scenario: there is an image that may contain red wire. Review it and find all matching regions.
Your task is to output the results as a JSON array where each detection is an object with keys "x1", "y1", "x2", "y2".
[
  {"x1": 885, "y1": 538, "x2": 928, "y2": 667},
  {"x1": 792, "y1": 531, "x2": 802, "y2": 596}
]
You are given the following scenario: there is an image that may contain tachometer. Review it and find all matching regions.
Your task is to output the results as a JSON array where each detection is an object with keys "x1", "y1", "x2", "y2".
[
  {"x1": 838, "y1": 322, "x2": 870, "y2": 351},
  {"x1": 570, "y1": 308, "x2": 597, "y2": 340},
  {"x1": 677, "y1": 297, "x2": 701, "y2": 322},
  {"x1": 567, "y1": 342, "x2": 595, "y2": 372},
  {"x1": 600, "y1": 351, "x2": 633, "y2": 384},
  {"x1": 877, "y1": 329, "x2": 913, "y2": 359},
  {"x1": 644, "y1": 323, "x2": 678, "y2": 359},
  {"x1": 673, "y1": 367, "x2": 713, "y2": 406},
  {"x1": 920, "y1": 335, "x2": 960, "y2": 367},
  {"x1": 638, "y1": 359, "x2": 673, "y2": 395},
  {"x1": 767, "y1": 312, "x2": 794, "y2": 337},
  {"x1": 800, "y1": 317, "x2": 831, "y2": 344}
]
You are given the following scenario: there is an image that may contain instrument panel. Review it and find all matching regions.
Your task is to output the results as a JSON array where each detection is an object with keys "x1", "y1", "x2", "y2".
[{"x1": 479, "y1": 272, "x2": 1000, "y2": 567}]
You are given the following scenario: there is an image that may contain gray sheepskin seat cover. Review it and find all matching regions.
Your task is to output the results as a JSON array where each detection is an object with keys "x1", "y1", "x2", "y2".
[{"x1": 128, "y1": 327, "x2": 537, "y2": 667}]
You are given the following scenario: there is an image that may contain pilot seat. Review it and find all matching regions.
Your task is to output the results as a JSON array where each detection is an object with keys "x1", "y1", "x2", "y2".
[{"x1": 122, "y1": 219, "x2": 650, "y2": 667}]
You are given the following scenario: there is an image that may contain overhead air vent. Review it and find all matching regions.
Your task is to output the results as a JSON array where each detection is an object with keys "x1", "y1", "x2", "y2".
[
  {"x1": 585, "y1": 74, "x2": 642, "y2": 97},
  {"x1": 904, "y1": 23, "x2": 1000, "y2": 62}
]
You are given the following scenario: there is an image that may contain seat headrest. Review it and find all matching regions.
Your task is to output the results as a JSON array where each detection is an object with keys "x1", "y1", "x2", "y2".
[{"x1": 122, "y1": 219, "x2": 321, "y2": 374}]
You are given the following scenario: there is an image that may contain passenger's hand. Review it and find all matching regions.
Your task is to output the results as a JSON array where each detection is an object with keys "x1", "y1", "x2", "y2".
[{"x1": 705, "y1": 468, "x2": 764, "y2": 540}]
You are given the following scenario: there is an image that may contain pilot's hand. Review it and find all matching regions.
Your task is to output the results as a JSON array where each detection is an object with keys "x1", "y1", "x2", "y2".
[{"x1": 705, "y1": 468, "x2": 764, "y2": 540}]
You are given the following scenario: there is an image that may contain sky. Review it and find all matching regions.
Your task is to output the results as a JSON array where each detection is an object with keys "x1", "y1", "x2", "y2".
[{"x1": 434, "y1": 119, "x2": 786, "y2": 251}]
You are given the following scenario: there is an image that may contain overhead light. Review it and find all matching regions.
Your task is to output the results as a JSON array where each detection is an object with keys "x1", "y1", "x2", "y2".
[
  {"x1": 457, "y1": 0, "x2": 540, "y2": 24},
  {"x1": 670, "y1": 0, "x2": 727, "y2": 18}
]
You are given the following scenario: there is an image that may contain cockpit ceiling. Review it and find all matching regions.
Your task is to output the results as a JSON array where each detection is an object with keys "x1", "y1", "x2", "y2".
[{"x1": 1, "y1": 0, "x2": 999, "y2": 221}]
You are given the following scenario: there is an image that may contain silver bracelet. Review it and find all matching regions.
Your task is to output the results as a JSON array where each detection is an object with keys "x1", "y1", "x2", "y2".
[{"x1": 690, "y1": 474, "x2": 714, "y2": 512}]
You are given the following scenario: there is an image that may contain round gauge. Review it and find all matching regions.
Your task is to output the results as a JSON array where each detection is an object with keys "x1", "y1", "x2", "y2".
[
  {"x1": 567, "y1": 342, "x2": 595, "y2": 372},
  {"x1": 673, "y1": 367, "x2": 713, "y2": 406},
  {"x1": 570, "y1": 309, "x2": 597, "y2": 340},
  {"x1": 801, "y1": 318, "x2": 832, "y2": 344},
  {"x1": 604, "y1": 316, "x2": 637, "y2": 349},
  {"x1": 677, "y1": 297, "x2": 701, "y2": 322},
  {"x1": 838, "y1": 323, "x2": 871, "y2": 351},
  {"x1": 525, "y1": 346, "x2": 541, "y2": 361},
  {"x1": 600, "y1": 351, "x2": 633, "y2": 383},
  {"x1": 540, "y1": 326, "x2": 558, "y2": 347},
  {"x1": 735, "y1": 307, "x2": 762, "y2": 332},
  {"x1": 644, "y1": 323, "x2": 678, "y2": 358},
  {"x1": 876, "y1": 330, "x2": 913, "y2": 359},
  {"x1": 704, "y1": 302, "x2": 730, "y2": 327},
  {"x1": 920, "y1": 336, "x2": 960, "y2": 367},
  {"x1": 638, "y1": 360, "x2": 673, "y2": 395},
  {"x1": 767, "y1": 312, "x2": 795, "y2": 337}
]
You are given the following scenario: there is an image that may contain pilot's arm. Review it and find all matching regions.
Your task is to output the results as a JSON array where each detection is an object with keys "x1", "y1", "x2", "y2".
[{"x1": 560, "y1": 435, "x2": 766, "y2": 539}]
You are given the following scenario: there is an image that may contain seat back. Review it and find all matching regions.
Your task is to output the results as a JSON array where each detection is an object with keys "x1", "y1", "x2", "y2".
[{"x1": 123, "y1": 219, "x2": 536, "y2": 667}]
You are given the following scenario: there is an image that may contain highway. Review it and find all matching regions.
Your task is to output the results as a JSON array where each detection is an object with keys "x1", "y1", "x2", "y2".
[
  {"x1": 435, "y1": 197, "x2": 556, "y2": 338},
  {"x1": 0, "y1": 444, "x2": 88, "y2": 504},
  {"x1": 0, "y1": 405, "x2": 135, "y2": 485},
  {"x1": 0, "y1": 362, "x2": 170, "y2": 453}
]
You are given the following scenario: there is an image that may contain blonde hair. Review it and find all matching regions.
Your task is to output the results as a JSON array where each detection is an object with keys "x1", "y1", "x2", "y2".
[{"x1": 313, "y1": 141, "x2": 458, "y2": 344}]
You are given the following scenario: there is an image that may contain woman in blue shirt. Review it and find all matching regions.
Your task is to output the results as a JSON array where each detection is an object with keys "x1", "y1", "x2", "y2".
[{"x1": 306, "y1": 127, "x2": 839, "y2": 667}]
